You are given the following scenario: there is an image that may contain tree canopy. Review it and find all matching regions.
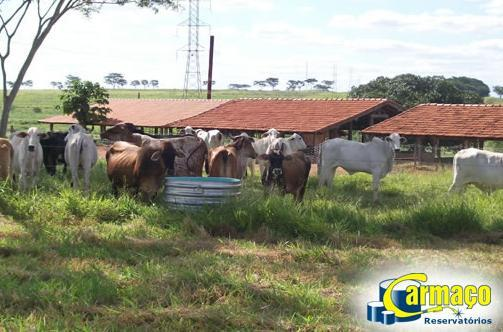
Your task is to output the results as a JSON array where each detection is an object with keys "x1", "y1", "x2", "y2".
[
  {"x1": 494, "y1": 86, "x2": 503, "y2": 99},
  {"x1": 349, "y1": 74, "x2": 486, "y2": 109},
  {"x1": 57, "y1": 80, "x2": 110, "y2": 128},
  {"x1": 0, "y1": 0, "x2": 177, "y2": 136}
]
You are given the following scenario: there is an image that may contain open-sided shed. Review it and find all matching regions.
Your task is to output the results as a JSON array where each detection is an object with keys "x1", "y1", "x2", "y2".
[
  {"x1": 39, "y1": 99, "x2": 230, "y2": 134},
  {"x1": 362, "y1": 103, "x2": 503, "y2": 163},
  {"x1": 172, "y1": 98, "x2": 403, "y2": 146}
]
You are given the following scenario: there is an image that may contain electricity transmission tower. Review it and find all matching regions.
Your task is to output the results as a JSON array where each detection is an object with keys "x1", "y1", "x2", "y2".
[{"x1": 179, "y1": 0, "x2": 208, "y2": 98}]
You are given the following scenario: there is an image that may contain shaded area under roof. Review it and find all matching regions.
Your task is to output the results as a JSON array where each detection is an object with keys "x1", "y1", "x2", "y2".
[
  {"x1": 172, "y1": 98, "x2": 403, "y2": 133},
  {"x1": 39, "y1": 99, "x2": 230, "y2": 127},
  {"x1": 363, "y1": 103, "x2": 503, "y2": 140}
]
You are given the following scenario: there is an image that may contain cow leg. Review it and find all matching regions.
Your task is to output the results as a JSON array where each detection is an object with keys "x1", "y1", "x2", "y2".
[
  {"x1": 448, "y1": 181, "x2": 465, "y2": 193},
  {"x1": 83, "y1": 167, "x2": 91, "y2": 193},
  {"x1": 318, "y1": 165, "x2": 335, "y2": 187},
  {"x1": 371, "y1": 172, "x2": 381, "y2": 203},
  {"x1": 448, "y1": 174, "x2": 465, "y2": 193}
]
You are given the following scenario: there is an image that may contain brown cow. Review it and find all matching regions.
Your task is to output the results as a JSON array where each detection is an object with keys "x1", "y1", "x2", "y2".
[
  {"x1": 100, "y1": 122, "x2": 146, "y2": 145},
  {"x1": 259, "y1": 144, "x2": 311, "y2": 202},
  {"x1": 101, "y1": 123, "x2": 207, "y2": 176},
  {"x1": 106, "y1": 140, "x2": 184, "y2": 199},
  {"x1": 0, "y1": 138, "x2": 13, "y2": 180},
  {"x1": 207, "y1": 136, "x2": 257, "y2": 179}
]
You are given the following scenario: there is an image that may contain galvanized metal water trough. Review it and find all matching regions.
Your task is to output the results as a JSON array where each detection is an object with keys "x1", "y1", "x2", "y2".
[{"x1": 164, "y1": 177, "x2": 241, "y2": 209}]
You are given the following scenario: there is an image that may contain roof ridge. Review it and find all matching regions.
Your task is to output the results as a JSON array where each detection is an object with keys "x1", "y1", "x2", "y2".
[
  {"x1": 108, "y1": 98, "x2": 231, "y2": 101},
  {"x1": 419, "y1": 103, "x2": 503, "y2": 107},
  {"x1": 235, "y1": 97, "x2": 390, "y2": 101}
]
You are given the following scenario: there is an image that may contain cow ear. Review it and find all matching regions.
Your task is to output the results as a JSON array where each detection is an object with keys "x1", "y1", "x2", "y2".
[
  {"x1": 38, "y1": 133, "x2": 49, "y2": 140},
  {"x1": 284, "y1": 155, "x2": 293, "y2": 161},
  {"x1": 400, "y1": 137, "x2": 407, "y2": 143},
  {"x1": 233, "y1": 137, "x2": 244, "y2": 149},
  {"x1": 16, "y1": 132, "x2": 28, "y2": 138},
  {"x1": 257, "y1": 154, "x2": 269, "y2": 161},
  {"x1": 385, "y1": 136, "x2": 392, "y2": 142},
  {"x1": 150, "y1": 151, "x2": 161, "y2": 161}
]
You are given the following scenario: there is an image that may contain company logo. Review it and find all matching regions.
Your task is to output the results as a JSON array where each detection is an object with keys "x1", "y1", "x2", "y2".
[{"x1": 367, "y1": 273, "x2": 493, "y2": 326}]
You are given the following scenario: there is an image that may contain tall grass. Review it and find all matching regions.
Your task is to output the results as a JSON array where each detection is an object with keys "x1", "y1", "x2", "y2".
[{"x1": 1, "y1": 163, "x2": 502, "y2": 245}]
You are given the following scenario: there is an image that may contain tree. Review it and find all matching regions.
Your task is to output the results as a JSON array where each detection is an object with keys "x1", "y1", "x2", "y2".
[
  {"x1": 265, "y1": 77, "x2": 279, "y2": 90},
  {"x1": 117, "y1": 78, "x2": 127, "y2": 88},
  {"x1": 50, "y1": 81, "x2": 63, "y2": 89},
  {"x1": 141, "y1": 79, "x2": 149, "y2": 88},
  {"x1": 304, "y1": 78, "x2": 318, "y2": 89},
  {"x1": 104, "y1": 72, "x2": 126, "y2": 88},
  {"x1": 349, "y1": 74, "x2": 484, "y2": 109},
  {"x1": 22, "y1": 80, "x2": 33, "y2": 87},
  {"x1": 286, "y1": 80, "x2": 306, "y2": 91},
  {"x1": 65, "y1": 74, "x2": 81, "y2": 87},
  {"x1": 253, "y1": 80, "x2": 267, "y2": 90},
  {"x1": 150, "y1": 80, "x2": 159, "y2": 88},
  {"x1": 314, "y1": 84, "x2": 330, "y2": 91},
  {"x1": 322, "y1": 80, "x2": 335, "y2": 90},
  {"x1": 0, "y1": 0, "x2": 176, "y2": 137},
  {"x1": 494, "y1": 86, "x2": 503, "y2": 99},
  {"x1": 448, "y1": 77, "x2": 490, "y2": 98},
  {"x1": 130, "y1": 80, "x2": 140, "y2": 89},
  {"x1": 57, "y1": 80, "x2": 111, "y2": 129},
  {"x1": 228, "y1": 83, "x2": 250, "y2": 90}
]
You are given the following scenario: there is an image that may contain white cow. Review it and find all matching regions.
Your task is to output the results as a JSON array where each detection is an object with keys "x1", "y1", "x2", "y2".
[
  {"x1": 10, "y1": 127, "x2": 44, "y2": 191},
  {"x1": 318, "y1": 133, "x2": 405, "y2": 202},
  {"x1": 183, "y1": 126, "x2": 196, "y2": 136},
  {"x1": 196, "y1": 129, "x2": 224, "y2": 149},
  {"x1": 449, "y1": 148, "x2": 503, "y2": 193},
  {"x1": 65, "y1": 124, "x2": 98, "y2": 192},
  {"x1": 249, "y1": 129, "x2": 282, "y2": 176}
]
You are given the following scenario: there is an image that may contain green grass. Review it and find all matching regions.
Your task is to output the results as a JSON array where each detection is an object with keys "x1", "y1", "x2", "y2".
[{"x1": 0, "y1": 163, "x2": 502, "y2": 330}]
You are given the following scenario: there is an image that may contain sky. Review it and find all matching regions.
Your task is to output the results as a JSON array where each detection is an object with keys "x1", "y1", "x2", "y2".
[{"x1": 2, "y1": 0, "x2": 503, "y2": 91}]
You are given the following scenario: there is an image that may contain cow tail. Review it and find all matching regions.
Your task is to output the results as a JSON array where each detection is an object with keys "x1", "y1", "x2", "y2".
[{"x1": 317, "y1": 142, "x2": 323, "y2": 178}]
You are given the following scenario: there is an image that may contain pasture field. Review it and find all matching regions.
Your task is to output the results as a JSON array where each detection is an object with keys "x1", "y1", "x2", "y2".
[{"x1": 0, "y1": 163, "x2": 502, "y2": 330}]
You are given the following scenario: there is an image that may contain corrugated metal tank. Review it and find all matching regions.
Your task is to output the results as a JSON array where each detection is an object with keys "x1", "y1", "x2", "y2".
[{"x1": 164, "y1": 177, "x2": 241, "y2": 209}]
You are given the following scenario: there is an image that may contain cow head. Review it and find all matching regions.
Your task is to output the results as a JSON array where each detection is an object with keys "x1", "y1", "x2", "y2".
[
  {"x1": 17, "y1": 127, "x2": 42, "y2": 152},
  {"x1": 183, "y1": 126, "x2": 196, "y2": 136},
  {"x1": 208, "y1": 130, "x2": 224, "y2": 148},
  {"x1": 232, "y1": 135, "x2": 257, "y2": 159},
  {"x1": 134, "y1": 141, "x2": 185, "y2": 200},
  {"x1": 100, "y1": 122, "x2": 142, "y2": 142},
  {"x1": 258, "y1": 150, "x2": 289, "y2": 187},
  {"x1": 159, "y1": 141, "x2": 186, "y2": 176},
  {"x1": 286, "y1": 133, "x2": 307, "y2": 152},
  {"x1": 385, "y1": 133, "x2": 406, "y2": 152},
  {"x1": 261, "y1": 128, "x2": 280, "y2": 138},
  {"x1": 67, "y1": 124, "x2": 87, "y2": 136}
]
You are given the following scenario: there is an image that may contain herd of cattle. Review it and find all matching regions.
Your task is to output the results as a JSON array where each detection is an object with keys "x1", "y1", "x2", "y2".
[{"x1": 0, "y1": 122, "x2": 502, "y2": 202}]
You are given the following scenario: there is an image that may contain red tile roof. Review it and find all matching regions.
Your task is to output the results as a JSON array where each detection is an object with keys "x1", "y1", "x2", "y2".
[
  {"x1": 172, "y1": 98, "x2": 402, "y2": 133},
  {"x1": 39, "y1": 99, "x2": 230, "y2": 127},
  {"x1": 363, "y1": 103, "x2": 503, "y2": 140}
]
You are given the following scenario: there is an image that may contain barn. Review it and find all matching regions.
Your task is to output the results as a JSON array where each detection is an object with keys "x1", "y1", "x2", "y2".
[
  {"x1": 171, "y1": 98, "x2": 403, "y2": 146},
  {"x1": 362, "y1": 103, "x2": 503, "y2": 164},
  {"x1": 40, "y1": 98, "x2": 403, "y2": 147},
  {"x1": 39, "y1": 99, "x2": 229, "y2": 134}
]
